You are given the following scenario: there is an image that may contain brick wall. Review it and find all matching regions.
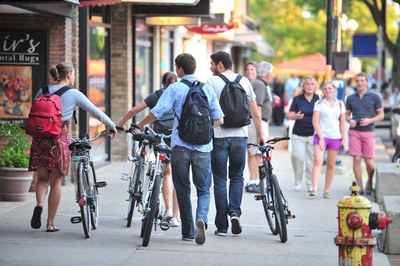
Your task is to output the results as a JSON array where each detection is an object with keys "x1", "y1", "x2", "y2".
[
  {"x1": 0, "y1": 13, "x2": 76, "y2": 69},
  {"x1": 110, "y1": 4, "x2": 132, "y2": 161}
]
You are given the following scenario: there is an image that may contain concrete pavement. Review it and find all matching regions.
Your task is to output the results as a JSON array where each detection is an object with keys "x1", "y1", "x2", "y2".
[{"x1": 0, "y1": 125, "x2": 395, "y2": 265}]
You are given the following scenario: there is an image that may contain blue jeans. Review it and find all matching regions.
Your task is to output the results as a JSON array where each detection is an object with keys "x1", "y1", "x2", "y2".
[
  {"x1": 212, "y1": 137, "x2": 247, "y2": 231},
  {"x1": 171, "y1": 146, "x2": 212, "y2": 238}
]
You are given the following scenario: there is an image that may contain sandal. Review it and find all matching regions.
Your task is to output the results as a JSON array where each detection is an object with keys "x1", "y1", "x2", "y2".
[
  {"x1": 46, "y1": 224, "x2": 60, "y2": 232},
  {"x1": 31, "y1": 206, "x2": 42, "y2": 229}
]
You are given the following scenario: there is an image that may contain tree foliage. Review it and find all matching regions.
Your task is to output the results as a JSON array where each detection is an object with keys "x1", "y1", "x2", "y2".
[{"x1": 251, "y1": 0, "x2": 400, "y2": 86}]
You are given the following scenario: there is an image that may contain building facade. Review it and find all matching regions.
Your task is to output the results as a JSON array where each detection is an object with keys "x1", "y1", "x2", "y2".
[{"x1": 0, "y1": 0, "x2": 272, "y2": 164}]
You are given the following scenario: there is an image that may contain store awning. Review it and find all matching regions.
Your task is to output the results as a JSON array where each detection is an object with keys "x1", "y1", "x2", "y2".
[
  {"x1": 79, "y1": 0, "x2": 121, "y2": 6},
  {"x1": 232, "y1": 32, "x2": 274, "y2": 57}
]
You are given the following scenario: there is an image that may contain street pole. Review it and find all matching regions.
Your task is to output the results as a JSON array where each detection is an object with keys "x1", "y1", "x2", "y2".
[{"x1": 326, "y1": 0, "x2": 334, "y2": 80}]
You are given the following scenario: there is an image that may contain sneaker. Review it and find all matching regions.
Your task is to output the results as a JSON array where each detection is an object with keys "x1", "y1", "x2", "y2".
[
  {"x1": 359, "y1": 188, "x2": 364, "y2": 195},
  {"x1": 245, "y1": 183, "x2": 260, "y2": 193},
  {"x1": 163, "y1": 209, "x2": 173, "y2": 221},
  {"x1": 323, "y1": 192, "x2": 330, "y2": 199},
  {"x1": 294, "y1": 184, "x2": 301, "y2": 191},
  {"x1": 182, "y1": 236, "x2": 194, "y2": 241},
  {"x1": 309, "y1": 190, "x2": 318, "y2": 196},
  {"x1": 195, "y1": 219, "x2": 206, "y2": 245},
  {"x1": 214, "y1": 229, "x2": 227, "y2": 236},
  {"x1": 230, "y1": 213, "x2": 242, "y2": 235},
  {"x1": 365, "y1": 184, "x2": 373, "y2": 195},
  {"x1": 170, "y1": 217, "x2": 181, "y2": 227}
]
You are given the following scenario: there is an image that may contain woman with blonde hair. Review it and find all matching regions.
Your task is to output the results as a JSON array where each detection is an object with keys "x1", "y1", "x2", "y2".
[
  {"x1": 310, "y1": 81, "x2": 346, "y2": 198},
  {"x1": 287, "y1": 77, "x2": 320, "y2": 192}
]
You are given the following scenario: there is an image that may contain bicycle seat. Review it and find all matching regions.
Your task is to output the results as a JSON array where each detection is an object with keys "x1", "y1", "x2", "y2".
[
  {"x1": 154, "y1": 142, "x2": 172, "y2": 153},
  {"x1": 69, "y1": 141, "x2": 91, "y2": 151}
]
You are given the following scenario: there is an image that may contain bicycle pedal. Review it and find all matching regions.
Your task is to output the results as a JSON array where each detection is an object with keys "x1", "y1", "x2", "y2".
[
  {"x1": 95, "y1": 181, "x2": 107, "y2": 188},
  {"x1": 254, "y1": 194, "x2": 266, "y2": 201},
  {"x1": 120, "y1": 173, "x2": 130, "y2": 181},
  {"x1": 159, "y1": 220, "x2": 170, "y2": 231},
  {"x1": 70, "y1": 216, "x2": 81, "y2": 224}
]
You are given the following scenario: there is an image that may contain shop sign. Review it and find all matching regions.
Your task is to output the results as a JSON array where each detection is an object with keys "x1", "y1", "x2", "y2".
[
  {"x1": 186, "y1": 24, "x2": 234, "y2": 34},
  {"x1": 0, "y1": 30, "x2": 46, "y2": 66},
  {"x1": 0, "y1": 30, "x2": 47, "y2": 123}
]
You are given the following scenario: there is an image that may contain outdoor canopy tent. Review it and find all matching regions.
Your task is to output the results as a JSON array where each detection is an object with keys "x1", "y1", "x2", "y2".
[{"x1": 274, "y1": 53, "x2": 327, "y2": 75}]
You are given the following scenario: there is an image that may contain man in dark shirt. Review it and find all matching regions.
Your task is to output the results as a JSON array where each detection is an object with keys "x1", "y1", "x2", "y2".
[{"x1": 345, "y1": 72, "x2": 383, "y2": 195}]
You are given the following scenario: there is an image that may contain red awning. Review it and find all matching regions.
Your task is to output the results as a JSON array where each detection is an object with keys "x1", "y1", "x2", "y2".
[{"x1": 79, "y1": 0, "x2": 121, "y2": 7}]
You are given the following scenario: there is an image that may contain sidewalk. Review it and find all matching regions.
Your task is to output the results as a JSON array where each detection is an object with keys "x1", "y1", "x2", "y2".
[{"x1": 0, "y1": 125, "x2": 395, "y2": 265}]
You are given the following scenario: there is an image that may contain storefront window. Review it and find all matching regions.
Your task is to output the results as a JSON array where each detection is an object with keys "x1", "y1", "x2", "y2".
[
  {"x1": 135, "y1": 18, "x2": 153, "y2": 122},
  {"x1": 160, "y1": 27, "x2": 174, "y2": 77},
  {"x1": 87, "y1": 10, "x2": 110, "y2": 162}
]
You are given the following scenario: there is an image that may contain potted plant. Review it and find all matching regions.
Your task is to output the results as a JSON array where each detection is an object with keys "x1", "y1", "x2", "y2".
[{"x1": 0, "y1": 122, "x2": 34, "y2": 201}]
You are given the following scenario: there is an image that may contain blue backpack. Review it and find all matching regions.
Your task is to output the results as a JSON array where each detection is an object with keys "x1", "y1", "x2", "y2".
[{"x1": 178, "y1": 80, "x2": 213, "y2": 145}]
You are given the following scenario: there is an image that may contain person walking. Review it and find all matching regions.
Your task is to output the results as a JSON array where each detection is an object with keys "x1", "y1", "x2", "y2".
[
  {"x1": 117, "y1": 71, "x2": 180, "y2": 227},
  {"x1": 310, "y1": 81, "x2": 346, "y2": 198},
  {"x1": 136, "y1": 53, "x2": 224, "y2": 245},
  {"x1": 345, "y1": 72, "x2": 384, "y2": 195},
  {"x1": 206, "y1": 51, "x2": 265, "y2": 236},
  {"x1": 245, "y1": 62, "x2": 257, "y2": 82},
  {"x1": 245, "y1": 61, "x2": 274, "y2": 193},
  {"x1": 287, "y1": 77, "x2": 319, "y2": 192},
  {"x1": 29, "y1": 62, "x2": 116, "y2": 232}
]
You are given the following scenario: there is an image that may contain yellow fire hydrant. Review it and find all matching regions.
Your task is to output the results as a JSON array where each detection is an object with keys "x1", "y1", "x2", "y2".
[{"x1": 334, "y1": 182, "x2": 392, "y2": 266}]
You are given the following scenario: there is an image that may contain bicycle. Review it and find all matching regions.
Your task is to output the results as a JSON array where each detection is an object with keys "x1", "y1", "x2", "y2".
[
  {"x1": 119, "y1": 124, "x2": 172, "y2": 246},
  {"x1": 248, "y1": 136, "x2": 295, "y2": 243},
  {"x1": 69, "y1": 130, "x2": 110, "y2": 238},
  {"x1": 139, "y1": 126, "x2": 172, "y2": 247},
  {"x1": 119, "y1": 123, "x2": 159, "y2": 228}
]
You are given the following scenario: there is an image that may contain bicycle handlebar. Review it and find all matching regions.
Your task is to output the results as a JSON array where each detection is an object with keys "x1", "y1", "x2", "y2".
[
  {"x1": 247, "y1": 136, "x2": 290, "y2": 150},
  {"x1": 71, "y1": 130, "x2": 109, "y2": 143},
  {"x1": 121, "y1": 123, "x2": 172, "y2": 144}
]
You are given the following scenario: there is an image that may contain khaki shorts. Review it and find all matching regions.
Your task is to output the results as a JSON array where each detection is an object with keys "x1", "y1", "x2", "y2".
[{"x1": 247, "y1": 119, "x2": 269, "y2": 155}]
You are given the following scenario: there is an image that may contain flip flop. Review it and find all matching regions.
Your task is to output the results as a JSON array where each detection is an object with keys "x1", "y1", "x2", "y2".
[
  {"x1": 46, "y1": 224, "x2": 60, "y2": 232},
  {"x1": 31, "y1": 206, "x2": 42, "y2": 229}
]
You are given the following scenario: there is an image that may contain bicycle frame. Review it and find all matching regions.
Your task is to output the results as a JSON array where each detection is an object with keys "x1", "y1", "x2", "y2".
[
  {"x1": 69, "y1": 131, "x2": 108, "y2": 238},
  {"x1": 248, "y1": 137, "x2": 295, "y2": 243},
  {"x1": 140, "y1": 126, "x2": 172, "y2": 247}
]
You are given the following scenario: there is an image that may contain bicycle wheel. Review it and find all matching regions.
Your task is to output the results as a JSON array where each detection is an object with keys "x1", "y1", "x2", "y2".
[
  {"x1": 142, "y1": 174, "x2": 162, "y2": 247},
  {"x1": 127, "y1": 158, "x2": 144, "y2": 227},
  {"x1": 259, "y1": 174, "x2": 277, "y2": 235},
  {"x1": 270, "y1": 174, "x2": 288, "y2": 243},
  {"x1": 89, "y1": 161, "x2": 99, "y2": 229},
  {"x1": 77, "y1": 163, "x2": 91, "y2": 238}
]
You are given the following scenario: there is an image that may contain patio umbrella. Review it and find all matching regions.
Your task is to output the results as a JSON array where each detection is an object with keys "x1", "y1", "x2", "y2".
[{"x1": 274, "y1": 53, "x2": 328, "y2": 76}]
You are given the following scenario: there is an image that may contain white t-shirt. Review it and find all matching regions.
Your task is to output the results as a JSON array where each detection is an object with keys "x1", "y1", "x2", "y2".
[
  {"x1": 206, "y1": 72, "x2": 256, "y2": 138},
  {"x1": 313, "y1": 98, "x2": 345, "y2": 139}
]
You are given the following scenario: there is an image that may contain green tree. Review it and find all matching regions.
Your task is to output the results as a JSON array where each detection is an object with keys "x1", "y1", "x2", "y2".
[{"x1": 250, "y1": 0, "x2": 327, "y2": 63}]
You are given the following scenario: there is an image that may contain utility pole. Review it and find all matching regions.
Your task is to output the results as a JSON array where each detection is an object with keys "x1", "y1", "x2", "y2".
[{"x1": 326, "y1": 0, "x2": 334, "y2": 80}]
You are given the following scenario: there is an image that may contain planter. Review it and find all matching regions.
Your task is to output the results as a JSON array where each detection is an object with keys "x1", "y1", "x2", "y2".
[{"x1": 0, "y1": 167, "x2": 34, "y2": 202}]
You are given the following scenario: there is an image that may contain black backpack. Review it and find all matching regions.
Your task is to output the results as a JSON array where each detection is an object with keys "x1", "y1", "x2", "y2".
[
  {"x1": 177, "y1": 80, "x2": 213, "y2": 145},
  {"x1": 217, "y1": 74, "x2": 251, "y2": 128}
]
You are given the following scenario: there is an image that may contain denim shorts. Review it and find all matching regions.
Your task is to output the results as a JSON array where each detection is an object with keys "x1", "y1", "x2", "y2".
[{"x1": 313, "y1": 135, "x2": 341, "y2": 150}]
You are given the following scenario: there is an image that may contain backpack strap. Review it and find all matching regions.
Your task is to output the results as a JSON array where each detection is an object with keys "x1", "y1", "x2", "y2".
[
  {"x1": 42, "y1": 85, "x2": 49, "y2": 94},
  {"x1": 50, "y1": 85, "x2": 77, "y2": 125},
  {"x1": 217, "y1": 73, "x2": 243, "y2": 84},
  {"x1": 54, "y1": 85, "x2": 73, "y2": 96}
]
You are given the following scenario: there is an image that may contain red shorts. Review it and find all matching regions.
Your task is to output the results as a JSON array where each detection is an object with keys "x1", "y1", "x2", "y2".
[{"x1": 348, "y1": 130, "x2": 375, "y2": 159}]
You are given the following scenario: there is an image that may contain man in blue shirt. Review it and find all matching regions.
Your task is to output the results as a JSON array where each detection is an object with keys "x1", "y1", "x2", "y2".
[{"x1": 137, "y1": 53, "x2": 224, "y2": 245}]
